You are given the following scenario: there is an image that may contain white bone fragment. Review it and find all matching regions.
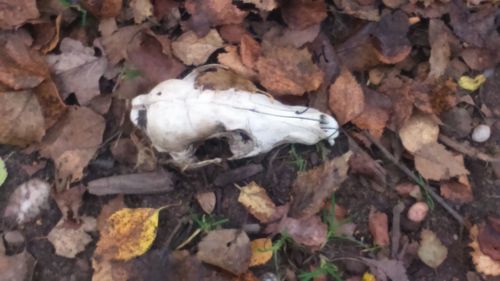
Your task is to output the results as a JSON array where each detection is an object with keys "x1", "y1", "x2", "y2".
[{"x1": 130, "y1": 65, "x2": 339, "y2": 169}]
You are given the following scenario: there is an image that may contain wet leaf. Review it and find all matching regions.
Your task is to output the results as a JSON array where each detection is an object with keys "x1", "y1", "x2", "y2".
[
  {"x1": 399, "y1": 112, "x2": 439, "y2": 153},
  {"x1": 256, "y1": 43, "x2": 323, "y2": 96},
  {"x1": 414, "y1": 142, "x2": 469, "y2": 181},
  {"x1": 368, "y1": 208, "x2": 389, "y2": 247},
  {"x1": 418, "y1": 229, "x2": 448, "y2": 269},
  {"x1": 249, "y1": 238, "x2": 273, "y2": 267},
  {"x1": 197, "y1": 229, "x2": 251, "y2": 275},
  {"x1": 3, "y1": 179, "x2": 51, "y2": 225},
  {"x1": 328, "y1": 67, "x2": 364, "y2": 125},
  {"x1": 281, "y1": 0, "x2": 327, "y2": 30},
  {"x1": 458, "y1": 74, "x2": 486, "y2": 92},
  {"x1": 238, "y1": 182, "x2": 278, "y2": 223},
  {"x1": 172, "y1": 29, "x2": 224, "y2": 66},
  {"x1": 95, "y1": 207, "x2": 161, "y2": 261},
  {"x1": 289, "y1": 152, "x2": 351, "y2": 219},
  {"x1": 48, "y1": 216, "x2": 97, "y2": 258},
  {"x1": 0, "y1": 0, "x2": 39, "y2": 29},
  {"x1": 0, "y1": 158, "x2": 6, "y2": 187}
]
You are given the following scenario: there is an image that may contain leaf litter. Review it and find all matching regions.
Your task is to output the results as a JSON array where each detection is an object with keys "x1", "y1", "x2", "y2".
[{"x1": 1, "y1": 0, "x2": 499, "y2": 280}]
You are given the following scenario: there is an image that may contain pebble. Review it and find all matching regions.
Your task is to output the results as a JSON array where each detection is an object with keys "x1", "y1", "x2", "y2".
[{"x1": 471, "y1": 124, "x2": 491, "y2": 143}]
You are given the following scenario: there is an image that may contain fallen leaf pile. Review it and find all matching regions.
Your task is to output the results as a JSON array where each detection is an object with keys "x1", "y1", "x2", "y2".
[{"x1": 0, "y1": 0, "x2": 499, "y2": 279}]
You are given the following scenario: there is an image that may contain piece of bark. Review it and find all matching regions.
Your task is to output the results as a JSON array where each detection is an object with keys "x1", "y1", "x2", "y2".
[
  {"x1": 87, "y1": 170, "x2": 174, "y2": 195},
  {"x1": 214, "y1": 164, "x2": 263, "y2": 186}
]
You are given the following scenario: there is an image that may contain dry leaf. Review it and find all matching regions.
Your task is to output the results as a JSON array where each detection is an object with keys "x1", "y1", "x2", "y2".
[
  {"x1": 371, "y1": 11, "x2": 411, "y2": 64},
  {"x1": 361, "y1": 258, "x2": 409, "y2": 281},
  {"x1": 40, "y1": 106, "x2": 105, "y2": 187},
  {"x1": 196, "y1": 191, "x2": 216, "y2": 214},
  {"x1": 47, "y1": 38, "x2": 107, "y2": 105},
  {"x1": 289, "y1": 152, "x2": 351, "y2": 219},
  {"x1": 0, "y1": 91, "x2": 45, "y2": 146},
  {"x1": 47, "y1": 216, "x2": 97, "y2": 258},
  {"x1": 3, "y1": 178, "x2": 51, "y2": 225},
  {"x1": 80, "y1": 0, "x2": 122, "y2": 17},
  {"x1": 477, "y1": 217, "x2": 500, "y2": 261},
  {"x1": 242, "y1": 0, "x2": 277, "y2": 11},
  {"x1": 333, "y1": 0, "x2": 380, "y2": 21},
  {"x1": 53, "y1": 185, "x2": 86, "y2": 221},
  {"x1": 348, "y1": 149, "x2": 387, "y2": 186},
  {"x1": 428, "y1": 19, "x2": 451, "y2": 80},
  {"x1": 399, "y1": 112, "x2": 439, "y2": 153},
  {"x1": 197, "y1": 229, "x2": 251, "y2": 275},
  {"x1": 418, "y1": 229, "x2": 448, "y2": 268},
  {"x1": 95, "y1": 208, "x2": 161, "y2": 261},
  {"x1": 32, "y1": 15, "x2": 62, "y2": 54},
  {"x1": 111, "y1": 138, "x2": 138, "y2": 165},
  {"x1": 470, "y1": 224, "x2": 500, "y2": 276},
  {"x1": 218, "y1": 46, "x2": 257, "y2": 79},
  {"x1": 196, "y1": 68, "x2": 257, "y2": 92},
  {"x1": 256, "y1": 43, "x2": 323, "y2": 96},
  {"x1": 130, "y1": 0, "x2": 153, "y2": 23},
  {"x1": 0, "y1": 251, "x2": 36, "y2": 281},
  {"x1": 172, "y1": 30, "x2": 223, "y2": 66},
  {"x1": 458, "y1": 74, "x2": 486, "y2": 92},
  {"x1": 281, "y1": 0, "x2": 327, "y2": 30},
  {"x1": 328, "y1": 67, "x2": 365, "y2": 124},
  {"x1": 414, "y1": 142, "x2": 469, "y2": 181},
  {"x1": 238, "y1": 182, "x2": 278, "y2": 223},
  {"x1": 351, "y1": 88, "x2": 392, "y2": 138},
  {"x1": 249, "y1": 238, "x2": 273, "y2": 267},
  {"x1": 440, "y1": 178, "x2": 474, "y2": 204},
  {"x1": 272, "y1": 216, "x2": 327, "y2": 249},
  {"x1": 97, "y1": 195, "x2": 126, "y2": 230},
  {"x1": 0, "y1": 0, "x2": 39, "y2": 29},
  {"x1": 368, "y1": 208, "x2": 389, "y2": 247},
  {"x1": 240, "y1": 34, "x2": 261, "y2": 70},
  {"x1": 101, "y1": 25, "x2": 146, "y2": 65}
]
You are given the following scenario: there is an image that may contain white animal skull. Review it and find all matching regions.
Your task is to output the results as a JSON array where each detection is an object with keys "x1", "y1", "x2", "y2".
[{"x1": 130, "y1": 65, "x2": 339, "y2": 169}]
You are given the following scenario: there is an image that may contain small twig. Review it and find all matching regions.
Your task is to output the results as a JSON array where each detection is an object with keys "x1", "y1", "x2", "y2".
[
  {"x1": 391, "y1": 202, "x2": 405, "y2": 259},
  {"x1": 439, "y1": 134, "x2": 500, "y2": 163},
  {"x1": 363, "y1": 132, "x2": 467, "y2": 228}
]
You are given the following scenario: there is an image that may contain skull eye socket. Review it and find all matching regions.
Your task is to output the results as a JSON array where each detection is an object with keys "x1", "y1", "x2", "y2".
[
  {"x1": 156, "y1": 92, "x2": 162, "y2": 96},
  {"x1": 137, "y1": 109, "x2": 148, "y2": 129}
]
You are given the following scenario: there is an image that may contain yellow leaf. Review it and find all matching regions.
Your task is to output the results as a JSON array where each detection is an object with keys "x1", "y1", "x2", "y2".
[
  {"x1": 458, "y1": 74, "x2": 486, "y2": 91},
  {"x1": 362, "y1": 272, "x2": 376, "y2": 281},
  {"x1": 249, "y1": 238, "x2": 273, "y2": 267},
  {"x1": 95, "y1": 208, "x2": 160, "y2": 261},
  {"x1": 238, "y1": 182, "x2": 277, "y2": 223}
]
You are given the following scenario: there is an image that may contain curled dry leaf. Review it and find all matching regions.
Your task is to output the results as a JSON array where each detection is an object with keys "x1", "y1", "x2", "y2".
[
  {"x1": 249, "y1": 238, "x2": 273, "y2": 267},
  {"x1": 238, "y1": 182, "x2": 278, "y2": 223},
  {"x1": 256, "y1": 43, "x2": 323, "y2": 96},
  {"x1": 47, "y1": 38, "x2": 107, "y2": 105},
  {"x1": 328, "y1": 67, "x2": 364, "y2": 125},
  {"x1": 47, "y1": 216, "x2": 97, "y2": 258},
  {"x1": 40, "y1": 106, "x2": 105, "y2": 187},
  {"x1": 3, "y1": 179, "x2": 51, "y2": 225},
  {"x1": 281, "y1": 0, "x2": 327, "y2": 30},
  {"x1": 32, "y1": 15, "x2": 62, "y2": 54},
  {"x1": 196, "y1": 191, "x2": 216, "y2": 214},
  {"x1": 414, "y1": 142, "x2": 469, "y2": 181},
  {"x1": 333, "y1": 0, "x2": 380, "y2": 21},
  {"x1": 368, "y1": 208, "x2": 389, "y2": 247},
  {"x1": 95, "y1": 208, "x2": 161, "y2": 261},
  {"x1": 197, "y1": 229, "x2": 251, "y2": 275},
  {"x1": 418, "y1": 229, "x2": 448, "y2": 269},
  {"x1": 289, "y1": 151, "x2": 351, "y2": 219},
  {"x1": 0, "y1": 0, "x2": 39, "y2": 29},
  {"x1": 172, "y1": 30, "x2": 224, "y2": 66},
  {"x1": 470, "y1": 224, "x2": 500, "y2": 276},
  {"x1": 398, "y1": 112, "x2": 439, "y2": 153}
]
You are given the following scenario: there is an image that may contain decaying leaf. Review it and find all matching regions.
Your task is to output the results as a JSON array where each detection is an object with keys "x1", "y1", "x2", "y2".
[
  {"x1": 249, "y1": 238, "x2": 273, "y2": 267},
  {"x1": 172, "y1": 30, "x2": 224, "y2": 66},
  {"x1": 0, "y1": 250, "x2": 36, "y2": 281},
  {"x1": 328, "y1": 67, "x2": 365, "y2": 125},
  {"x1": 361, "y1": 258, "x2": 409, "y2": 281},
  {"x1": 470, "y1": 224, "x2": 500, "y2": 276},
  {"x1": 269, "y1": 216, "x2": 328, "y2": 249},
  {"x1": 414, "y1": 142, "x2": 469, "y2": 181},
  {"x1": 256, "y1": 43, "x2": 323, "y2": 96},
  {"x1": 238, "y1": 182, "x2": 278, "y2": 223},
  {"x1": 0, "y1": 0, "x2": 39, "y2": 29},
  {"x1": 53, "y1": 185, "x2": 86, "y2": 221},
  {"x1": 399, "y1": 112, "x2": 439, "y2": 153},
  {"x1": 95, "y1": 207, "x2": 161, "y2": 261},
  {"x1": 3, "y1": 178, "x2": 51, "y2": 225},
  {"x1": 368, "y1": 208, "x2": 389, "y2": 247},
  {"x1": 197, "y1": 229, "x2": 251, "y2": 275},
  {"x1": 97, "y1": 195, "x2": 126, "y2": 230},
  {"x1": 281, "y1": 0, "x2": 327, "y2": 30},
  {"x1": 418, "y1": 229, "x2": 448, "y2": 269},
  {"x1": 48, "y1": 216, "x2": 97, "y2": 258},
  {"x1": 196, "y1": 191, "x2": 216, "y2": 214},
  {"x1": 477, "y1": 217, "x2": 500, "y2": 261},
  {"x1": 370, "y1": 11, "x2": 411, "y2": 64},
  {"x1": 40, "y1": 106, "x2": 105, "y2": 187},
  {"x1": 348, "y1": 148, "x2": 386, "y2": 187},
  {"x1": 289, "y1": 152, "x2": 351, "y2": 219}
]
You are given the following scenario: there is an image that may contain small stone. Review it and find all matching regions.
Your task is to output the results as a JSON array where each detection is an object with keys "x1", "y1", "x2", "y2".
[
  {"x1": 407, "y1": 202, "x2": 429, "y2": 223},
  {"x1": 471, "y1": 124, "x2": 491, "y2": 143},
  {"x1": 3, "y1": 230, "x2": 25, "y2": 252}
]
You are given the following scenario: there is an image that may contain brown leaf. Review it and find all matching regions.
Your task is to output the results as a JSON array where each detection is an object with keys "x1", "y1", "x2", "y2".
[
  {"x1": 272, "y1": 216, "x2": 328, "y2": 249},
  {"x1": 427, "y1": 19, "x2": 451, "y2": 80},
  {"x1": 127, "y1": 32, "x2": 186, "y2": 84},
  {"x1": 368, "y1": 208, "x2": 389, "y2": 247},
  {"x1": 361, "y1": 258, "x2": 409, "y2": 281},
  {"x1": 0, "y1": 251, "x2": 36, "y2": 281},
  {"x1": 256, "y1": 43, "x2": 323, "y2": 96},
  {"x1": 238, "y1": 182, "x2": 278, "y2": 223},
  {"x1": 352, "y1": 88, "x2": 392, "y2": 138},
  {"x1": 477, "y1": 217, "x2": 500, "y2": 261},
  {"x1": 281, "y1": 0, "x2": 327, "y2": 30},
  {"x1": 101, "y1": 24, "x2": 147, "y2": 65},
  {"x1": 264, "y1": 24, "x2": 321, "y2": 49},
  {"x1": 218, "y1": 46, "x2": 257, "y2": 79},
  {"x1": 414, "y1": 142, "x2": 469, "y2": 181},
  {"x1": 289, "y1": 152, "x2": 351, "y2": 219},
  {"x1": 328, "y1": 67, "x2": 365, "y2": 125},
  {"x1": 333, "y1": 0, "x2": 380, "y2": 21},
  {"x1": 335, "y1": 25, "x2": 380, "y2": 72},
  {"x1": 47, "y1": 216, "x2": 96, "y2": 258},
  {"x1": 97, "y1": 195, "x2": 126, "y2": 230},
  {"x1": 0, "y1": 0, "x2": 39, "y2": 29},
  {"x1": 219, "y1": 24, "x2": 249, "y2": 44},
  {"x1": 348, "y1": 150, "x2": 386, "y2": 187},
  {"x1": 240, "y1": 34, "x2": 261, "y2": 70},
  {"x1": 440, "y1": 178, "x2": 473, "y2": 204},
  {"x1": 47, "y1": 38, "x2": 107, "y2": 105},
  {"x1": 34, "y1": 80, "x2": 67, "y2": 130},
  {"x1": 197, "y1": 229, "x2": 251, "y2": 275},
  {"x1": 0, "y1": 31, "x2": 49, "y2": 90},
  {"x1": 3, "y1": 179, "x2": 51, "y2": 225},
  {"x1": 81, "y1": 0, "x2": 122, "y2": 17},
  {"x1": 130, "y1": 0, "x2": 153, "y2": 23},
  {"x1": 399, "y1": 112, "x2": 439, "y2": 153},
  {"x1": 0, "y1": 90, "x2": 45, "y2": 146},
  {"x1": 184, "y1": 0, "x2": 248, "y2": 36},
  {"x1": 469, "y1": 224, "x2": 500, "y2": 276},
  {"x1": 40, "y1": 107, "x2": 105, "y2": 187},
  {"x1": 378, "y1": 74, "x2": 414, "y2": 130},
  {"x1": 370, "y1": 11, "x2": 411, "y2": 64},
  {"x1": 153, "y1": 0, "x2": 178, "y2": 20},
  {"x1": 196, "y1": 191, "x2": 216, "y2": 214},
  {"x1": 32, "y1": 15, "x2": 62, "y2": 54},
  {"x1": 111, "y1": 138, "x2": 138, "y2": 165},
  {"x1": 53, "y1": 185, "x2": 86, "y2": 221},
  {"x1": 172, "y1": 30, "x2": 223, "y2": 66},
  {"x1": 196, "y1": 68, "x2": 257, "y2": 92}
]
